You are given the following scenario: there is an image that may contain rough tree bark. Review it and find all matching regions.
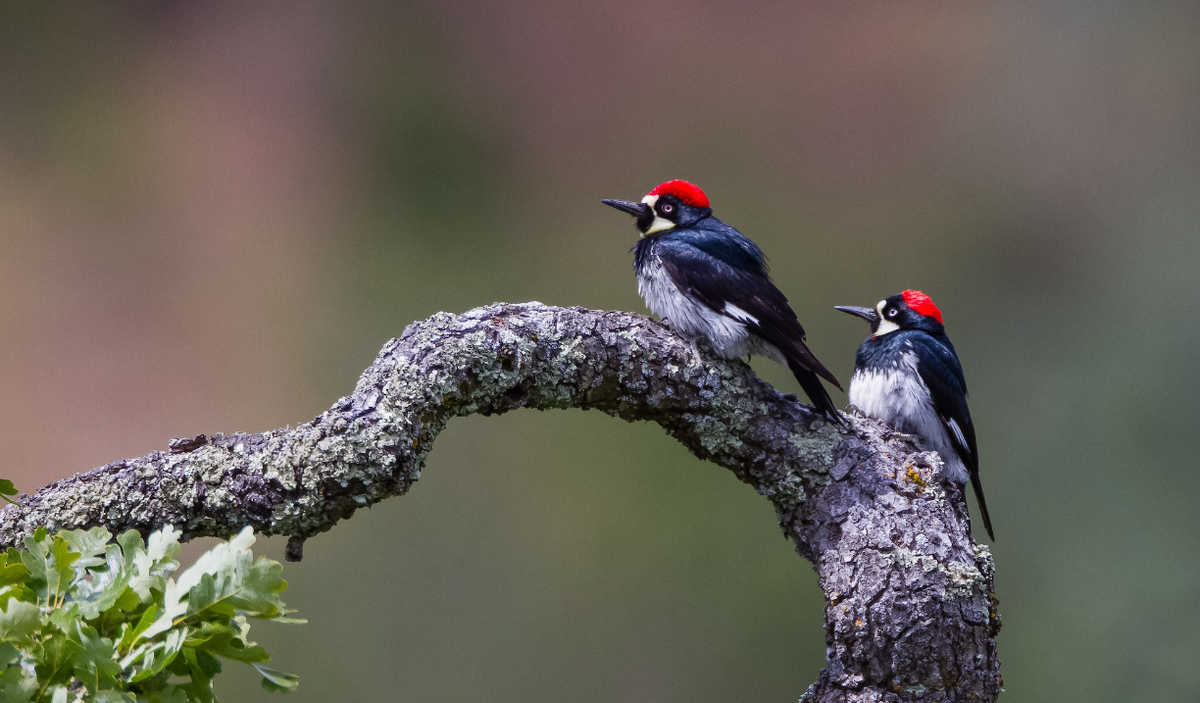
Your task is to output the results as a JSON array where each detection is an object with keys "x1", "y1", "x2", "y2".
[{"x1": 0, "y1": 302, "x2": 1000, "y2": 702}]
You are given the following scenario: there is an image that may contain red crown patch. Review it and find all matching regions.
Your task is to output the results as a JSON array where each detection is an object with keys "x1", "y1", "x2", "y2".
[
  {"x1": 648, "y1": 180, "x2": 710, "y2": 208},
  {"x1": 901, "y1": 290, "x2": 943, "y2": 323}
]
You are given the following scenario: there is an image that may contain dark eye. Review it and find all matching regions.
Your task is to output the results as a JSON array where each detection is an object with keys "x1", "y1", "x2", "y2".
[
  {"x1": 886, "y1": 308, "x2": 898, "y2": 318},
  {"x1": 661, "y1": 203, "x2": 674, "y2": 214}
]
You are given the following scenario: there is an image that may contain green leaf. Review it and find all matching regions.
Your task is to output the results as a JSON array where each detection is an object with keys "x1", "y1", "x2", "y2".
[
  {"x1": 254, "y1": 663, "x2": 300, "y2": 693},
  {"x1": 114, "y1": 532, "x2": 144, "y2": 563},
  {"x1": 0, "y1": 662, "x2": 36, "y2": 702},
  {"x1": 61, "y1": 528, "x2": 111, "y2": 572},
  {"x1": 17, "y1": 544, "x2": 47, "y2": 599},
  {"x1": 47, "y1": 538, "x2": 79, "y2": 604},
  {"x1": 119, "y1": 528, "x2": 180, "y2": 605},
  {"x1": 92, "y1": 692, "x2": 137, "y2": 703},
  {"x1": 145, "y1": 527, "x2": 182, "y2": 565},
  {"x1": 140, "y1": 581, "x2": 187, "y2": 643},
  {"x1": 46, "y1": 602, "x2": 80, "y2": 631},
  {"x1": 183, "y1": 529, "x2": 289, "y2": 622},
  {"x1": 188, "y1": 626, "x2": 269, "y2": 664},
  {"x1": 146, "y1": 685, "x2": 188, "y2": 703},
  {"x1": 32, "y1": 630, "x2": 80, "y2": 690},
  {"x1": 0, "y1": 643, "x2": 19, "y2": 668},
  {"x1": 0, "y1": 480, "x2": 19, "y2": 507},
  {"x1": 179, "y1": 648, "x2": 216, "y2": 703},
  {"x1": 113, "y1": 587, "x2": 140, "y2": 613},
  {"x1": 73, "y1": 544, "x2": 132, "y2": 620},
  {"x1": 73, "y1": 624, "x2": 122, "y2": 692},
  {"x1": 127, "y1": 628, "x2": 187, "y2": 683},
  {"x1": 117, "y1": 604, "x2": 157, "y2": 654},
  {"x1": 0, "y1": 586, "x2": 33, "y2": 607},
  {"x1": 20, "y1": 535, "x2": 78, "y2": 607},
  {"x1": 190, "y1": 649, "x2": 222, "y2": 679},
  {"x1": 0, "y1": 599, "x2": 40, "y2": 646},
  {"x1": 186, "y1": 574, "x2": 238, "y2": 619},
  {"x1": 0, "y1": 552, "x2": 27, "y2": 591}
]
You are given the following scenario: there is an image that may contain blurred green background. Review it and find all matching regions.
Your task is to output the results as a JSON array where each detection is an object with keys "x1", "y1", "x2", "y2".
[{"x1": 1, "y1": 2, "x2": 1198, "y2": 701}]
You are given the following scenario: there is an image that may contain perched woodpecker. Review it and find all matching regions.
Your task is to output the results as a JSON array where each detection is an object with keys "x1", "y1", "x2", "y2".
[
  {"x1": 602, "y1": 180, "x2": 842, "y2": 422},
  {"x1": 835, "y1": 290, "x2": 993, "y2": 540}
]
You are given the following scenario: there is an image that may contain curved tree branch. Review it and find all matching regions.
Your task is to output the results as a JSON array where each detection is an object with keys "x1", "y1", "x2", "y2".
[{"x1": 0, "y1": 302, "x2": 1000, "y2": 701}]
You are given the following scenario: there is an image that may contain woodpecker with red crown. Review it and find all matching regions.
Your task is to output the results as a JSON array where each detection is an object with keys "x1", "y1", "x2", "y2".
[
  {"x1": 602, "y1": 180, "x2": 842, "y2": 422},
  {"x1": 835, "y1": 291, "x2": 994, "y2": 540}
]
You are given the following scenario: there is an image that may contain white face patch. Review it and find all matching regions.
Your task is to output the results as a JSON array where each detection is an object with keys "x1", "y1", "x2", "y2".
[
  {"x1": 640, "y1": 194, "x2": 675, "y2": 235},
  {"x1": 873, "y1": 299, "x2": 900, "y2": 337}
]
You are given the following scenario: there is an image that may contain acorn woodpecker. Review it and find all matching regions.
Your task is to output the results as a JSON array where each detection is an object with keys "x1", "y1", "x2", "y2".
[
  {"x1": 602, "y1": 179, "x2": 842, "y2": 422},
  {"x1": 835, "y1": 290, "x2": 994, "y2": 540}
]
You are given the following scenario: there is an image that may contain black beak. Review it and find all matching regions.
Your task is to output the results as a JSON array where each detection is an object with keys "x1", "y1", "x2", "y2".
[
  {"x1": 601, "y1": 199, "x2": 648, "y2": 217},
  {"x1": 834, "y1": 305, "x2": 879, "y2": 323}
]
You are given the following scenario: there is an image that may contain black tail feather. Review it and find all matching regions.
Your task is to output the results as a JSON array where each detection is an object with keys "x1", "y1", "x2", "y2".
[
  {"x1": 969, "y1": 470, "x2": 995, "y2": 541},
  {"x1": 784, "y1": 341, "x2": 843, "y2": 391},
  {"x1": 787, "y1": 357, "x2": 844, "y2": 425}
]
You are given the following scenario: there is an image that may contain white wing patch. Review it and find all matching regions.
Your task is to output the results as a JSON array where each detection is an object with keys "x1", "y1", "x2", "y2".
[
  {"x1": 723, "y1": 303, "x2": 760, "y2": 325},
  {"x1": 946, "y1": 417, "x2": 968, "y2": 451}
]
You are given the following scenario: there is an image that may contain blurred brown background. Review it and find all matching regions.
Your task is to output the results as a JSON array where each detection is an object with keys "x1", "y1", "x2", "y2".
[{"x1": 2, "y1": 2, "x2": 1198, "y2": 701}]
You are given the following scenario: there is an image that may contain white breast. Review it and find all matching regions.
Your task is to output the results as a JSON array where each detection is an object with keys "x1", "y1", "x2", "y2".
[
  {"x1": 848, "y1": 351, "x2": 968, "y2": 484},
  {"x1": 637, "y1": 254, "x2": 752, "y2": 360}
]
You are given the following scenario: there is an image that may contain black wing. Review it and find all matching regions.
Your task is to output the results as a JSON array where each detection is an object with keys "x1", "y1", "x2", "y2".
[
  {"x1": 657, "y1": 241, "x2": 843, "y2": 420},
  {"x1": 912, "y1": 333, "x2": 994, "y2": 540}
]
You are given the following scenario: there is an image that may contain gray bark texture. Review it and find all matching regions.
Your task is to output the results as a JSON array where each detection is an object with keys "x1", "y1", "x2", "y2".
[{"x1": 0, "y1": 302, "x2": 1000, "y2": 701}]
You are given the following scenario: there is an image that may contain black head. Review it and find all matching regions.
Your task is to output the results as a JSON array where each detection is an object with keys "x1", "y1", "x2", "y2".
[
  {"x1": 602, "y1": 179, "x2": 713, "y2": 236},
  {"x1": 835, "y1": 289, "x2": 945, "y2": 338}
]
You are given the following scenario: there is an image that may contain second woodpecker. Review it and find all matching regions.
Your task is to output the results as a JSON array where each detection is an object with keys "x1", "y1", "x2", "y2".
[
  {"x1": 603, "y1": 180, "x2": 842, "y2": 421},
  {"x1": 836, "y1": 291, "x2": 994, "y2": 540}
]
